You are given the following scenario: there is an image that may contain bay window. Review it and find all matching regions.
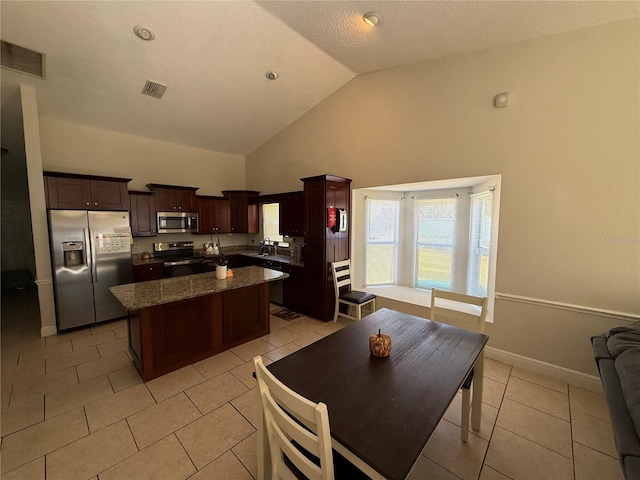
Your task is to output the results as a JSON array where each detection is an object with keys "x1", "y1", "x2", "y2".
[{"x1": 358, "y1": 177, "x2": 498, "y2": 309}]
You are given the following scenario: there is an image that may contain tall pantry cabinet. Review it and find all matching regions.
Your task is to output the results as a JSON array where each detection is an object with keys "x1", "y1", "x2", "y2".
[{"x1": 302, "y1": 175, "x2": 351, "y2": 321}]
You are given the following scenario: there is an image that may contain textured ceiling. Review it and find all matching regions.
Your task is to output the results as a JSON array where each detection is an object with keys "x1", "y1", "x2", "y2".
[{"x1": 1, "y1": 1, "x2": 638, "y2": 158}]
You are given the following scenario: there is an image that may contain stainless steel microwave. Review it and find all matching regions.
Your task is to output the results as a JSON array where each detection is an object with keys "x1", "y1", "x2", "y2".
[{"x1": 156, "y1": 212, "x2": 199, "y2": 234}]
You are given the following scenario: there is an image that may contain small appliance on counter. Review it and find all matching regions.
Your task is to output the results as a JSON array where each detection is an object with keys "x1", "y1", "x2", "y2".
[{"x1": 204, "y1": 242, "x2": 218, "y2": 255}]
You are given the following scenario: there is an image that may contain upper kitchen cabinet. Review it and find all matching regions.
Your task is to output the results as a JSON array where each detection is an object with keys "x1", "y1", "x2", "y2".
[
  {"x1": 197, "y1": 196, "x2": 230, "y2": 234},
  {"x1": 222, "y1": 191, "x2": 260, "y2": 233},
  {"x1": 129, "y1": 191, "x2": 156, "y2": 237},
  {"x1": 45, "y1": 172, "x2": 130, "y2": 211},
  {"x1": 279, "y1": 191, "x2": 304, "y2": 237},
  {"x1": 147, "y1": 184, "x2": 198, "y2": 212}
]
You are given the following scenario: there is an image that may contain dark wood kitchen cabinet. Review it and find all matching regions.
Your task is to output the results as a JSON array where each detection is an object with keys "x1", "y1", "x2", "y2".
[
  {"x1": 279, "y1": 191, "x2": 304, "y2": 237},
  {"x1": 147, "y1": 184, "x2": 198, "y2": 212},
  {"x1": 129, "y1": 191, "x2": 156, "y2": 237},
  {"x1": 132, "y1": 262, "x2": 163, "y2": 282},
  {"x1": 222, "y1": 191, "x2": 260, "y2": 233},
  {"x1": 302, "y1": 175, "x2": 351, "y2": 321},
  {"x1": 127, "y1": 282, "x2": 270, "y2": 381},
  {"x1": 44, "y1": 172, "x2": 130, "y2": 211},
  {"x1": 197, "y1": 196, "x2": 230, "y2": 234}
]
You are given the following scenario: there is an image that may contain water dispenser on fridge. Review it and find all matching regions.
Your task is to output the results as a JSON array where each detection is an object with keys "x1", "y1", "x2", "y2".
[{"x1": 62, "y1": 241, "x2": 84, "y2": 267}]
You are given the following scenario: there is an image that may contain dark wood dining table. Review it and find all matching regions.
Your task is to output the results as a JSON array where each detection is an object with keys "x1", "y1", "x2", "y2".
[{"x1": 259, "y1": 308, "x2": 489, "y2": 480}]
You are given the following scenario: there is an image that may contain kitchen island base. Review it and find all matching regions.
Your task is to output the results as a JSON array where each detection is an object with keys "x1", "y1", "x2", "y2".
[{"x1": 128, "y1": 283, "x2": 269, "y2": 381}]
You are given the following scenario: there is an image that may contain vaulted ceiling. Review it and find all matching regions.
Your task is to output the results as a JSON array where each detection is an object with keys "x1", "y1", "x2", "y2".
[{"x1": 2, "y1": 1, "x2": 638, "y2": 158}]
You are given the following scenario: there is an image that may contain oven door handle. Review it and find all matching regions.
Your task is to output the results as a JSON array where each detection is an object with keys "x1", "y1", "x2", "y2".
[{"x1": 164, "y1": 259, "x2": 202, "y2": 267}]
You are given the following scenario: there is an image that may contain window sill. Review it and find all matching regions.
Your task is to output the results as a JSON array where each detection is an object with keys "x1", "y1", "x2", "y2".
[{"x1": 362, "y1": 285, "x2": 484, "y2": 319}]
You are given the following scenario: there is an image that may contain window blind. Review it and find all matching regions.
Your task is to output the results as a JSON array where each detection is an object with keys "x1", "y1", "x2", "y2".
[
  {"x1": 414, "y1": 198, "x2": 457, "y2": 290},
  {"x1": 365, "y1": 198, "x2": 400, "y2": 285},
  {"x1": 467, "y1": 191, "x2": 494, "y2": 297}
]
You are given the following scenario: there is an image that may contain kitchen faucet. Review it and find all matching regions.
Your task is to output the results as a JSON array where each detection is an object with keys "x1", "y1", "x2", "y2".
[{"x1": 261, "y1": 237, "x2": 270, "y2": 255}]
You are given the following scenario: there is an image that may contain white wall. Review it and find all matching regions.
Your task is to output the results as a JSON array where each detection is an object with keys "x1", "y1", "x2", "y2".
[
  {"x1": 38, "y1": 118, "x2": 246, "y2": 195},
  {"x1": 246, "y1": 19, "x2": 640, "y2": 375}
]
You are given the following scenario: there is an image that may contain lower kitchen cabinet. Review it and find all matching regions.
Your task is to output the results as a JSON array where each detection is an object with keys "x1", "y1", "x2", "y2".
[
  {"x1": 132, "y1": 263, "x2": 163, "y2": 282},
  {"x1": 127, "y1": 283, "x2": 269, "y2": 381}
]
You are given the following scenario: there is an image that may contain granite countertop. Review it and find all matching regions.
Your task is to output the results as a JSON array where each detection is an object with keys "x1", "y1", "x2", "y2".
[
  {"x1": 235, "y1": 251, "x2": 304, "y2": 268},
  {"x1": 110, "y1": 265, "x2": 288, "y2": 310},
  {"x1": 131, "y1": 246, "x2": 304, "y2": 267},
  {"x1": 131, "y1": 256, "x2": 164, "y2": 266}
]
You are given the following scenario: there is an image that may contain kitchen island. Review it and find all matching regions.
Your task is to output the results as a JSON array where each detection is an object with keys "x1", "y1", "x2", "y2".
[{"x1": 110, "y1": 266, "x2": 288, "y2": 381}]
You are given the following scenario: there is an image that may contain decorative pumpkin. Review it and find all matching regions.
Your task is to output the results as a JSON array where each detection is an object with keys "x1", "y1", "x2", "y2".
[{"x1": 369, "y1": 329, "x2": 391, "y2": 358}]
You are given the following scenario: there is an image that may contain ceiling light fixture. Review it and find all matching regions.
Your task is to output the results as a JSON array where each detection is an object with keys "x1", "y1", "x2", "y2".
[
  {"x1": 133, "y1": 25, "x2": 155, "y2": 41},
  {"x1": 266, "y1": 71, "x2": 278, "y2": 80},
  {"x1": 363, "y1": 12, "x2": 382, "y2": 27}
]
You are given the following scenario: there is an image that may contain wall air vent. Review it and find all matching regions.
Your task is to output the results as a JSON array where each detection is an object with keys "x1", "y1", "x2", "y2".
[
  {"x1": 1, "y1": 41, "x2": 45, "y2": 79},
  {"x1": 141, "y1": 80, "x2": 167, "y2": 99}
]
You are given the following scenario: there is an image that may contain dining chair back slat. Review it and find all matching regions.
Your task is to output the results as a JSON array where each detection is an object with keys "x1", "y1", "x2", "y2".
[
  {"x1": 429, "y1": 289, "x2": 488, "y2": 333},
  {"x1": 429, "y1": 289, "x2": 488, "y2": 443},
  {"x1": 331, "y1": 260, "x2": 376, "y2": 323},
  {"x1": 254, "y1": 356, "x2": 334, "y2": 480}
]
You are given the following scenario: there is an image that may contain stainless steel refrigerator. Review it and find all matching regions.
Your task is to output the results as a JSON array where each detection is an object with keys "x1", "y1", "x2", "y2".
[{"x1": 48, "y1": 210, "x2": 132, "y2": 330}]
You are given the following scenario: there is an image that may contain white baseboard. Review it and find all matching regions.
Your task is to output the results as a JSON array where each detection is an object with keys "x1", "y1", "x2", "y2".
[
  {"x1": 41, "y1": 325, "x2": 57, "y2": 337},
  {"x1": 485, "y1": 346, "x2": 603, "y2": 394}
]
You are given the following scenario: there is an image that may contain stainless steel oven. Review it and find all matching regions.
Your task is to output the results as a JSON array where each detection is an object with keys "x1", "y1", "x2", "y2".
[
  {"x1": 156, "y1": 212, "x2": 199, "y2": 234},
  {"x1": 153, "y1": 241, "x2": 205, "y2": 277},
  {"x1": 163, "y1": 258, "x2": 205, "y2": 277}
]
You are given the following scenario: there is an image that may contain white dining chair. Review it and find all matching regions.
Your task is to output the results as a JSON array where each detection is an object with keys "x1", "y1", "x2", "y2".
[
  {"x1": 254, "y1": 356, "x2": 370, "y2": 480},
  {"x1": 331, "y1": 259, "x2": 376, "y2": 323},
  {"x1": 430, "y1": 289, "x2": 488, "y2": 442}
]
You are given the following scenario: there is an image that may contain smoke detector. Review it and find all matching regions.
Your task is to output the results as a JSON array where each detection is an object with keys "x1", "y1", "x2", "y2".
[
  {"x1": 133, "y1": 25, "x2": 155, "y2": 41},
  {"x1": 266, "y1": 71, "x2": 278, "y2": 80}
]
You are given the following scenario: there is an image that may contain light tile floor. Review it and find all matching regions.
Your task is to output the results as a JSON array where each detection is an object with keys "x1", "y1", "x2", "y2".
[{"x1": 1, "y1": 288, "x2": 624, "y2": 480}]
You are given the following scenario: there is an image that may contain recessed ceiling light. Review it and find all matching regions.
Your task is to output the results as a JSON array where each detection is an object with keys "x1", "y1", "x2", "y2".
[
  {"x1": 363, "y1": 12, "x2": 382, "y2": 27},
  {"x1": 266, "y1": 71, "x2": 278, "y2": 80},
  {"x1": 133, "y1": 25, "x2": 155, "y2": 41}
]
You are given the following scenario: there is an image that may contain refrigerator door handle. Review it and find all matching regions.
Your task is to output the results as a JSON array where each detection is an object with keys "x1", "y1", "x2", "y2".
[
  {"x1": 88, "y1": 228, "x2": 98, "y2": 283},
  {"x1": 82, "y1": 228, "x2": 90, "y2": 267}
]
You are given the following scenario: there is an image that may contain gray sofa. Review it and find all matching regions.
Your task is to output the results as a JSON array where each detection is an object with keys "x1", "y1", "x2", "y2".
[{"x1": 592, "y1": 321, "x2": 640, "y2": 480}]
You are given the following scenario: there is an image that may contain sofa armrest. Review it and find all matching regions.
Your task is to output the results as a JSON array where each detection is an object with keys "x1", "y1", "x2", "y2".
[{"x1": 592, "y1": 335, "x2": 640, "y2": 480}]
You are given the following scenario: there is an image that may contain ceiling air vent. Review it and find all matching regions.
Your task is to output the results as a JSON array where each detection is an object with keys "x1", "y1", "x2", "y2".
[
  {"x1": 1, "y1": 41, "x2": 45, "y2": 79},
  {"x1": 141, "y1": 79, "x2": 167, "y2": 99}
]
